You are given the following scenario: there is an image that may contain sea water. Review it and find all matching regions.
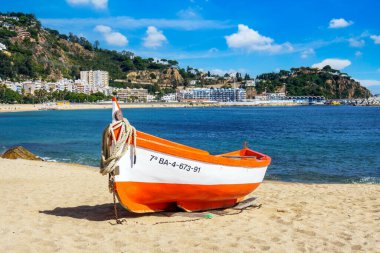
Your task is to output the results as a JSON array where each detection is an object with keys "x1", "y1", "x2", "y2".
[{"x1": 0, "y1": 106, "x2": 379, "y2": 184}]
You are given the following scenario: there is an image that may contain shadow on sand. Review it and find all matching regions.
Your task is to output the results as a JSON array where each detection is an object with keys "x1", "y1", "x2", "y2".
[
  {"x1": 39, "y1": 203, "x2": 173, "y2": 222},
  {"x1": 39, "y1": 197, "x2": 258, "y2": 222}
]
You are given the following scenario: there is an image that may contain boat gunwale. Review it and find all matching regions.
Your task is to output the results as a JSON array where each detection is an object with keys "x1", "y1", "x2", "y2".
[{"x1": 136, "y1": 131, "x2": 271, "y2": 168}]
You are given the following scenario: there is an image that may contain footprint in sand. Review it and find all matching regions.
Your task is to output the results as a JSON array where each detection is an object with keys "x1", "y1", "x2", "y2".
[
  {"x1": 331, "y1": 240, "x2": 345, "y2": 247},
  {"x1": 260, "y1": 245, "x2": 271, "y2": 251},
  {"x1": 351, "y1": 245, "x2": 362, "y2": 251},
  {"x1": 276, "y1": 217, "x2": 292, "y2": 225},
  {"x1": 229, "y1": 242, "x2": 238, "y2": 247},
  {"x1": 296, "y1": 228, "x2": 316, "y2": 237}
]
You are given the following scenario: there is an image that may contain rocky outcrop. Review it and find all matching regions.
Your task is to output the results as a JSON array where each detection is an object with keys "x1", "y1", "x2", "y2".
[
  {"x1": 126, "y1": 68, "x2": 184, "y2": 88},
  {"x1": 256, "y1": 67, "x2": 371, "y2": 99},
  {"x1": 329, "y1": 76, "x2": 371, "y2": 99},
  {"x1": 2, "y1": 146, "x2": 43, "y2": 161}
]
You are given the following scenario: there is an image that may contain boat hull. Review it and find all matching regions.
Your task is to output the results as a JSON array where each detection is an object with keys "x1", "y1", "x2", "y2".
[
  {"x1": 115, "y1": 181, "x2": 260, "y2": 212},
  {"x1": 114, "y1": 144, "x2": 268, "y2": 213}
]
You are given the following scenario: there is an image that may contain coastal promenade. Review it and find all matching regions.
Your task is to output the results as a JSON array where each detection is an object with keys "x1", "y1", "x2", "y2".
[
  {"x1": 0, "y1": 103, "x2": 216, "y2": 113},
  {"x1": 0, "y1": 101, "x2": 298, "y2": 113},
  {"x1": 0, "y1": 158, "x2": 379, "y2": 252},
  {"x1": 2, "y1": 98, "x2": 379, "y2": 113}
]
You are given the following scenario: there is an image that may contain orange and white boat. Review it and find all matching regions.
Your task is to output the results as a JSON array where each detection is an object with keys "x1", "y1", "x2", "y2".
[{"x1": 102, "y1": 98, "x2": 271, "y2": 213}]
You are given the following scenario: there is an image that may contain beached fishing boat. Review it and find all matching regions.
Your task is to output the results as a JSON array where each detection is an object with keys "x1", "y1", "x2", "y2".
[{"x1": 100, "y1": 98, "x2": 271, "y2": 213}]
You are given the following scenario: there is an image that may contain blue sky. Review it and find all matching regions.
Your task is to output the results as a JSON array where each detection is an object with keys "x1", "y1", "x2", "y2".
[{"x1": 2, "y1": 0, "x2": 380, "y2": 93}]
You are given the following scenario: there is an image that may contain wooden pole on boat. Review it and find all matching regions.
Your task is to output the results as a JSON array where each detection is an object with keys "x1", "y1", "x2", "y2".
[{"x1": 110, "y1": 172, "x2": 122, "y2": 224}]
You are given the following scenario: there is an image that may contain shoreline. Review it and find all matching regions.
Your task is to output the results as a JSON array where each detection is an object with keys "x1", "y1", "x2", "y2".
[
  {"x1": 0, "y1": 157, "x2": 379, "y2": 252},
  {"x1": 1, "y1": 102, "x2": 378, "y2": 113},
  {"x1": 0, "y1": 102, "x2": 307, "y2": 113}
]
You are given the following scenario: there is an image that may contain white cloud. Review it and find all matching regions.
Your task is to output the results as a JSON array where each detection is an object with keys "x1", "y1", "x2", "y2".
[
  {"x1": 94, "y1": 25, "x2": 128, "y2": 47},
  {"x1": 301, "y1": 48, "x2": 315, "y2": 59},
  {"x1": 356, "y1": 79, "x2": 380, "y2": 87},
  {"x1": 94, "y1": 24, "x2": 111, "y2": 33},
  {"x1": 177, "y1": 8, "x2": 199, "y2": 19},
  {"x1": 370, "y1": 35, "x2": 380, "y2": 44},
  {"x1": 143, "y1": 26, "x2": 168, "y2": 49},
  {"x1": 209, "y1": 68, "x2": 244, "y2": 76},
  {"x1": 41, "y1": 17, "x2": 231, "y2": 31},
  {"x1": 348, "y1": 38, "x2": 365, "y2": 48},
  {"x1": 355, "y1": 51, "x2": 363, "y2": 57},
  {"x1": 225, "y1": 24, "x2": 293, "y2": 53},
  {"x1": 328, "y1": 18, "x2": 353, "y2": 29},
  {"x1": 66, "y1": 0, "x2": 108, "y2": 9},
  {"x1": 312, "y1": 58, "x2": 351, "y2": 70},
  {"x1": 104, "y1": 32, "x2": 128, "y2": 47}
]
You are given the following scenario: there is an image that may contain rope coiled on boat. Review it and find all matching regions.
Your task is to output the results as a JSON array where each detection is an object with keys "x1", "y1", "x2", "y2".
[{"x1": 100, "y1": 118, "x2": 136, "y2": 177}]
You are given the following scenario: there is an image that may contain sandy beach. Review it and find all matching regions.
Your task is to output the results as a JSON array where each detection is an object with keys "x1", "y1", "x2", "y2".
[
  {"x1": 0, "y1": 101, "x2": 302, "y2": 113},
  {"x1": 0, "y1": 103, "x2": 209, "y2": 113},
  {"x1": 0, "y1": 158, "x2": 378, "y2": 252}
]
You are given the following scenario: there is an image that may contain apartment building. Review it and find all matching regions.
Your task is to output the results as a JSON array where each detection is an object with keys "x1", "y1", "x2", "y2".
[{"x1": 80, "y1": 70, "x2": 109, "y2": 87}]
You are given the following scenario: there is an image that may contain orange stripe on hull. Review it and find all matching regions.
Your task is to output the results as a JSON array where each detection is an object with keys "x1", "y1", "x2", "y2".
[{"x1": 114, "y1": 182, "x2": 261, "y2": 213}]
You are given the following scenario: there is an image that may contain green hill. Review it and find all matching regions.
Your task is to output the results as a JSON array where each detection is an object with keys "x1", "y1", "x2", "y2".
[
  {"x1": 255, "y1": 66, "x2": 371, "y2": 99},
  {"x1": 0, "y1": 12, "x2": 178, "y2": 82}
]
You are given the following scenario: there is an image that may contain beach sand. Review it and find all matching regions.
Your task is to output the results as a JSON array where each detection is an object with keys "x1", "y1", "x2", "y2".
[
  {"x1": 0, "y1": 101, "x2": 300, "y2": 113},
  {"x1": 0, "y1": 103, "x2": 216, "y2": 113},
  {"x1": 0, "y1": 158, "x2": 379, "y2": 252}
]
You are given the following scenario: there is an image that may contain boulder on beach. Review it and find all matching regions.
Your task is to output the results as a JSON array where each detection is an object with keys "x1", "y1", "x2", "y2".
[{"x1": 1, "y1": 146, "x2": 43, "y2": 161}]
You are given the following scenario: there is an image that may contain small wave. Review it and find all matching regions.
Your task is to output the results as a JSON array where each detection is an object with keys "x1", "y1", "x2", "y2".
[
  {"x1": 0, "y1": 145, "x2": 7, "y2": 153},
  {"x1": 41, "y1": 157, "x2": 58, "y2": 162},
  {"x1": 349, "y1": 177, "x2": 380, "y2": 185}
]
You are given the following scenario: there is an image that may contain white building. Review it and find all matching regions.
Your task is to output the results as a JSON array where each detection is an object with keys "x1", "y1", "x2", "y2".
[
  {"x1": 43, "y1": 82, "x2": 57, "y2": 92},
  {"x1": 3, "y1": 81, "x2": 21, "y2": 93},
  {"x1": 74, "y1": 79, "x2": 90, "y2": 94},
  {"x1": 56, "y1": 78, "x2": 74, "y2": 92},
  {"x1": 0, "y1": 42, "x2": 6, "y2": 51},
  {"x1": 80, "y1": 70, "x2": 109, "y2": 87},
  {"x1": 22, "y1": 81, "x2": 36, "y2": 95},
  {"x1": 178, "y1": 88, "x2": 246, "y2": 102},
  {"x1": 117, "y1": 88, "x2": 148, "y2": 102},
  {"x1": 245, "y1": 80, "x2": 255, "y2": 86},
  {"x1": 147, "y1": 94, "x2": 155, "y2": 102},
  {"x1": 162, "y1": 93, "x2": 177, "y2": 102},
  {"x1": 267, "y1": 92, "x2": 286, "y2": 100}
]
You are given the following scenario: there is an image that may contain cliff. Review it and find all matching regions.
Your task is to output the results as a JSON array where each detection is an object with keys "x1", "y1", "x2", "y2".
[{"x1": 126, "y1": 68, "x2": 184, "y2": 87}]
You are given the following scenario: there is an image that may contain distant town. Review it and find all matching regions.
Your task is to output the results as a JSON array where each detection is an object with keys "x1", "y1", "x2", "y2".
[{"x1": 1, "y1": 69, "x2": 379, "y2": 106}]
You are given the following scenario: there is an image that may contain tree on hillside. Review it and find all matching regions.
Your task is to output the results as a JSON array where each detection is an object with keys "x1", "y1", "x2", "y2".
[
  {"x1": 133, "y1": 56, "x2": 147, "y2": 70},
  {"x1": 120, "y1": 59, "x2": 135, "y2": 71},
  {"x1": 235, "y1": 72, "x2": 243, "y2": 82},
  {"x1": 322, "y1": 65, "x2": 332, "y2": 72},
  {"x1": 0, "y1": 85, "x2": 22, "y2": 103},
  {"x1": 167, "y1": 60, "x2": 178, "y2": 67},
  {"x1": 93, "y1": 40, "x2": 100, "y2": 50}
]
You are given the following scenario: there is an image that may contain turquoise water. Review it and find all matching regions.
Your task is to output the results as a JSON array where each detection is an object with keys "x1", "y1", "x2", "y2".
[{"x1": 0, "y1": 106, "x2": 379, "y2": 184}]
